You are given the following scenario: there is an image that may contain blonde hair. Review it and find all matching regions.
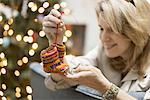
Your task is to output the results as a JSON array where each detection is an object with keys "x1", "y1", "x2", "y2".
[{"x1": 96, "y1": 0, "x2": 150, "y2": 77}]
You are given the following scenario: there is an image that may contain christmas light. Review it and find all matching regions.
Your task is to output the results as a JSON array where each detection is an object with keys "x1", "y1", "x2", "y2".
[
  {"x1": 39, "y1": 31, "x2": 46, "y2": 37},
  {"x1": 16, "y1": 34, "x2": 22, "y2": 41},
  {"x1": 1, "y1": 68, "x2": 6, "y2": 74},
  {"x1": 14, "y1": 70, "x2": 20, "y2": 76},
  {"x1": 63, "y1": 8, "x2": 71, "y2": 15},
  {"x1": 27, "y1": 29, "x2": 34, "y2": 36},
  {"x1": 0, "y1": 91, "x2": 4, "y2": 96},
  {"x1": 15, "y1": 87, "x2": 21, "y2": 92},
  {"x1": 34, "y1": 19, "x2": 38, "y2": 22},
  {"x1": 43, "y1": 2, "x2": 49, "y2": 8},
  {"x1": 3, "y1": 31, "x2": 8, "y2": 36},
  {"x1": 17, "y1": 60, "x2": 23, "y2": 66},
  {"x1": 28, "y1": 2, "x2": 34, "y2": 8},
  {"x1": 23, "y1": 36, "x2": 28, "y2": 42},
  {"x1": 38, "y1": 7, "x2": 45, "y2": 13},
  {"x1": 2, "y1": 59, "x2": 7, "y2": 66},
  {"x1": 0, "y1": 52, "x2": 5, "y2": 59},
  {"x1": 31, "y1": 4, "x2": 38, "y2": 12},
  {"x1": 63, "y1": 36, "x2": 68, "y2": 42},
  {"x1": 8, "y1": 18, "x2": 14, "y2": 25},
  {"x1": 22, "y1": 57, "x2": 28, "y2": 64},
  {"x1": 0, "y1": 38, "x2": 3, "y2": 44},
  {"x1": 1, "y1": 97, "x2": 7, "y2": 100},
  {"x1": 29, "y1": 49, "x2": 35, "y2": 56},
  {"x1": 54, "y1": 4, "x2": 60, "y2": 10},
  {"x1": 28, "y1": 37, "x2": 33, "y2": 43},
  {"x1": 0, "y1": 16, "x2": 3, "y2": 22},
  {"x1": 27, "y1": 95, "x2": 32, "y2": 100},
  {"x1": 32, "y1": 43, "x2": 38, "y2": 50},
  {"x1": 4, "y1": 24, "x2": 9, "y2": 31},
  {"x1": 60, "y1": 2, "x2": 67, "y2": 8},
  {"x1": 26, "y1": 86, "x2": 32, "y2": 94},
  {"x1": 8, "y1": 29, "x2": 14, "y2": 36},
  {"x1": 2, "y1": 84, "x2": 7, "y2": 90},
  {"x1": 65, "y1": 30, "x2": 72, "y2": 37},
  {"x1": 15, "y1": 92, "x2": 21, "y2": 98}
]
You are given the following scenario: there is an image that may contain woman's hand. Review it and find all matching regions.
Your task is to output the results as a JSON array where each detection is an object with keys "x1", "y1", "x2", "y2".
[
  {"x1": 42, "y1": 9, "x2": 66, "y2": 44},
  {"x1": 65, "y1": 65, "x2": 111, "y2": 94}
]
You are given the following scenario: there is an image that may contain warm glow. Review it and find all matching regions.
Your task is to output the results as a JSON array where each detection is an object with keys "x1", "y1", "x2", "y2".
[
  {"x1": 0, "y1": 91, "x2": 4, "y2": 96},
  {"x1": 28, "y1": 37, "x2": 33, "y2": 43},
  {"x1": 2, "y1": 84, "x2": 7, "y2": 90},
  {"x1": 60, "y1": 2, "x2": 67, "y2": 8},
  {"x1": 54, "y1": 4, "x2": 60, "y2": 10},
  {"x1": 23, "y1": 36, "x2": 28, "y2": 42},
  {"x1": 15, "y1": 92, "x2": 21, "y2": 98},
  {"x1": 38, "y1": 7, "x2": 45, "y2": 13},
  {"x1": 3, "y1": 31, "x2": 8, "y2": 36},
  {"x1": 27, "y1": 95, "x2": 32, "y2": 100},
  {"x1": 39, "y1": 31, "x2": 46, "y2": 37},
  {"x1": 64, "y1": 8, "x2": 71, "y2": 15},
  {"x1": 26, "y1": 86, "x2": 33, "y2": 94},
  {"x1": 29, "y1": 49, "x2": 35, "y2": 56},
  {"x1": 0, "y1": 38, "x2": 3, "y2": 44},
  {"x1": 43, "y1": 2, "x2": 49, "y2": 8},
  {"x1": 63, "y1": 36, "x2": 68, "y2": 42},
  {"x1": 27, "y1": 29, "x2": 34, "y2": 36},
  {"x1": 2, "y1": 59, "x2": 7, "y2": 66},
  {"x1": 28, "y1": 2, "x2": 34, "y2": 8},
  {"x1": 1, "y1": 97, "x2": 7, "y2": 100},
  {"x1": 8, "y1": 18, "x2": 14, "y2": 25},
  {"x1": 8, "y1": 29, "x2": 14, "y2": 36},
  {"x1": 22, "y1": 57, "x2": 28, "y2": 64},
  {"x1": 16, "y1": 87, "x2": 21, "y2": 92},
  {"x1": 1, "y1": 68, "x2": 6, "y2": 74},
  {"x1": 32, "y1": 43, "x2": 38, "y2": 50},
  {"x1": 16, "y1": 34, "x2": 22, "y2": 41},
  {"x1": 31, "y1": 4, "x2": 38, "y2": 12},
  {"x1": 0, "y1": 16, "x2": 3, "y2": 22},
  {"x1": 65, "y1": 30, "x2": 72, "y2": 37},
  {"x1": 4, "y1": 24, "x2": 9, "y2": 31},
  {"x1": 0, "y1": 52, "x2": 5, "y2": 59},
  {"x1": 14, "y1": 70, "x2": 20, "y2": 76},
  {"x1": 17, "y1": 60, "x2": 23, "y2": 66}
]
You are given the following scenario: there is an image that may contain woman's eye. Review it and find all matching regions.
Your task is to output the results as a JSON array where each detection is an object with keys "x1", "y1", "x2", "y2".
[{"x1": 100, "y1": 27, "x2": 104, "y2": 31}]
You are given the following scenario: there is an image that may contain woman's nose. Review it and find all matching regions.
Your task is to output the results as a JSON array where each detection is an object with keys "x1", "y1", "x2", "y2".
[{"x1": 100, "y1": 32, "x2": 111, "y2": 42}]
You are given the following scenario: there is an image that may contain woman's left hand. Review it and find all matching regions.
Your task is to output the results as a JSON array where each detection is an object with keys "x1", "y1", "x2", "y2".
[{"x1": 65, "y1": 65, "x2": 111, "y2": 94}]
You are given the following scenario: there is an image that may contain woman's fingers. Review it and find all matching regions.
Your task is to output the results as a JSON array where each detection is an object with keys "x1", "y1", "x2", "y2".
[
  {"x1": 44, "y1": 14, "x2": 61, "y2": 24},
  {"x1": 73, "y1": 65, "x2": 92, "y2": 73},
  {"x1": 50, "y1": 9, "x2": 61, "y2": 18}
]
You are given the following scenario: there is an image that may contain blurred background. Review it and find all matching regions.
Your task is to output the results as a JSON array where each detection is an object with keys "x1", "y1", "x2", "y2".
[{"x1": 0, "y1": 0, "x2": 99, "y2": 99}]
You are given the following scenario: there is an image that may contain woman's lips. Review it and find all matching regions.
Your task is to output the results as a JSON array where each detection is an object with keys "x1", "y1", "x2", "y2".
[{"x1": 105, "y1": 44, "x2": 117, "y2": 49}]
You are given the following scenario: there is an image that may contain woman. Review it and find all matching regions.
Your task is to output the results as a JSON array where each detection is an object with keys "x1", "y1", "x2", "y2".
[{"x1": 42, "y1": 0, "x2": 150, "y2": 99}]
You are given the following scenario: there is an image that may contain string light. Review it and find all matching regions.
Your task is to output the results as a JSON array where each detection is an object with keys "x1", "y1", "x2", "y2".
[
  {"x1": 2, "y1": 84, "x2": 7, "y2": 90},
  {"x1": 17, "y1": 60, "x2": 23, "y2": 66},
  {"x1": 3, "y1": 31, "x2": 8, "y2": 36},
  {"x1": 43, "y1": 2, "x2": 49, "y2": 8},
  {"x1": 2, "y1": 59, "x2": 7, "y2": 66},
  {"x1": 27, "y1": 95, "x2": 32, "y2": 100},
  {"x1": 8, "y1": 18, "x2": 14, "y2": 25},
  {"x1": 65, "y1": 30, "x2": 72, "y2": 37},
  {"x1": 31, "y1": 4, "x2": 38, "y2": 12},
  {"x1": 8, "y1": 29, "x2": 14, "y2": 36},
  {"x1": 63, "y1": 8, "x2": 71, "y2": 15},
  {"x1": 1, "y1": 97, "x2": 7, "y2": 100},
  {"x1": 32, "y1": 43, "x2": 38, "y2": 50},
  {"x1": 15, "y1": 92, "x2": 21, "y2": 98},
  {"x1": 16, "y1": 34, "x2": 22, "y2": 41},
  {"x1": 28, "y1": 2, "x2": 34, "y2": 8},
  {"x1": 0, "y1": 52, "x2": 5, "y2": 59},
  {"x1": 63, "y1": 36, "x2": 68, "y2": 42},
  {"x1": 23, "y1": 36, "x2": 29, "y2": 42},
  {"x1": 28, "y1": 37, "x2": 33, "y2": 43},
  {"x1": 0, "y1": 38, "x2": 3, "y2": 44},
  {"x1": 0, "y1": 16, "x2": 3, "y2": 22},
  {"x1": 15, "y1": 87, "x2": 21, "y2": 93},
  {"x1": 38, "y1": 7, "x2": 45, "y2": 13},
  {"x1": 27, "y1": 29, "x2": 34, "y2": 36},
  {"x1": 26, "y1": 86, "x2": 32, "y2": 94},
  {"x1": 29, "y1": 49, "x2": 35, "y2": 56},
  {"x1": 39, "y1": 31, "x2": 46, "y2": 37},
  {"x1": 4, "y1": 24, "x2": 9, "y2": 31},
  {"x1": 0, "y1": 91, "x2": 4, "y2": 96},
  {"x1": 1, "y1": 68, "x2": 6, "y2": 74},
  {"x1": 14, "y1": 70, "x2": 20, "y2": 76},
  {"x1": 54, "y1": 4, "x2": 60, "y2": 10},
  {"x1": 22, "y1": 57, "x2": 28, "y2": 64}
]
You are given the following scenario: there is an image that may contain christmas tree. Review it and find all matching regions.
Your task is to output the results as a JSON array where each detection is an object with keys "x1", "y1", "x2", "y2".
[{"x1": 0, "y1": 0, "x2": 60, "y2": 99}]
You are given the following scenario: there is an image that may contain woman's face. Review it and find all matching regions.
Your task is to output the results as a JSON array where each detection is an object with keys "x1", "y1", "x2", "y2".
[{"x1": 99, "y1": 17, "x2": 131, "y2": 59}]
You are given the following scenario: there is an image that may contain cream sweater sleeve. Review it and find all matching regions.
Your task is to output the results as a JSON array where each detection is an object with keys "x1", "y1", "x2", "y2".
[{"x1": 44, "y1": 45, "x2": 100, "y2": 91}]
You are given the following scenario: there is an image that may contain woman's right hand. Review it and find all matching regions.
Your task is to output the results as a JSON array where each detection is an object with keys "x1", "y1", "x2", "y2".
[{"x1": 42, "y1": 9, "x2": 66, "y2": 44}]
